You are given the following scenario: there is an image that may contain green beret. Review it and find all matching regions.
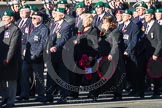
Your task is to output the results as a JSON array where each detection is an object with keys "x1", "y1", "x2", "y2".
[
  {"x1": 123, "y1": 9, "x2": 132, "y2": 15},
  {"x1": 30, "y1": 6, "x2": 39, "y2": 12},
  {"x1": 57, "y1": 0, "x2": 67, "y2": 4},
  {"x1": 145, "y1": 8, "x2": 154, "y2": 14},
  {"x1": 155, "y1": 8, "x2": 162, "y2": 13},
  {"x1": 3, "y1": 10, "x2": 14, "y2": 17},
  {"x1": 55, "y1": 8, "x2": 66, "y2": 14},
  {"x1": 75, "y1": 2, "x2": 85, "y2": 9},
  {"x1": 104, "y1": 3, "x2": 111, "y2": 9},
  {"x1": 19, "y1": 4, "x2": 30, "y2": 10},
  {"x1": 136, "y1": 2, "x2": 147, "y2": 9},
  {"x1": 95, "y1": 1, "x2": 105, "y2": 8}
]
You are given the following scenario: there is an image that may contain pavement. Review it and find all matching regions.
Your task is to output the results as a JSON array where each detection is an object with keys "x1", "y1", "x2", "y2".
[{"x1": 1, "y1": 91, "x2": 162, "y2": 108}]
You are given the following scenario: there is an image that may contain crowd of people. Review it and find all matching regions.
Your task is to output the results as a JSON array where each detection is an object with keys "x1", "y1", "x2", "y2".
[{"x1": 0, "y1": 0, "x2": 162, "y2": 107}]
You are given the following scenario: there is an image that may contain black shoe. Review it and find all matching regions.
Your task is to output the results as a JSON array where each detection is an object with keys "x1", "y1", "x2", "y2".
[
  {"x1": 41, "y1": 97, "x2": 53, "y2": 103},
  {"x1": 88, "y1": 94, "x2": 98, "y2": 101},
  {"x1": 35, "y1": 97, "x2": 47, "y2": 102},
  {"x1": 69, "y1": 95, "x2": 78, "y2": 99},
  {"x1": 151, "y1": 94, "x2": 160, "y2": 99},
  {"x1": 128, "y1": 90, "x2": 136, "y2": 96},
  {"x1": 111, "y1": 97, "x2": 122, "y2": 101},
  {"x1": 17, "y1": 96, "x2": 29, "y2": 101},
  {"x1": 57, "y1": 96, "x2": 67, "y2": 104},
  {"x1": 134, "y1": 93, "x2": 144, "y2": 98},
  {"x1": 92, "y1": 96, "x2": 98, "y2": 102}
]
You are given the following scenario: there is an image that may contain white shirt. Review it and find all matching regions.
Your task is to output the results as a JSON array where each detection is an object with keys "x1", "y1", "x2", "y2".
[
  {"x1": 57, "y1": 19, "x2": 64, "y2": 27},
  {"x1": 139, "y1": 15, "x2": 145, "y2": 20},
  {"x1": 124, "y1": 20, "x2": 130, "y2": 27},
  {"x1": 145, "y1": 20, "x2": 154, "y2": 34}
]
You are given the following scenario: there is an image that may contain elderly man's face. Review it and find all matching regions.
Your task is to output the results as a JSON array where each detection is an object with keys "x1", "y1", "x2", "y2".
[
  {"x1": 136, "y1": 7, "x2": 146, "y2": 16},
  {"x1": 155, "y1": 13, "x2": 162, "y2": 20},
  {"x1": 76, "y1": 8, "x2": 85, "y2": 16},
  {"x1": 95, "y1": 7, "x2": 104, "y2": 15},
  {"x1": 144, "y1": 14, "x2": 154, "y2": 22},
  {"x1": 2, "y1": 16, "x2": 13, "y2": 25},
  {"x1": 55, "y1": 12, "x2": 64, "y2": 21},
  {"x1": 116, "y1": 13, "x2": 122, "y2": 22},
  {"x1": 122, "y1": 14, "x2": 131, "y2": 22},
  {"x1": 31, "y1": 16, "x2": 42, "y2": 25},
  {"x1": 20, "y1": 9, "x2": 30, "y2": 19}
]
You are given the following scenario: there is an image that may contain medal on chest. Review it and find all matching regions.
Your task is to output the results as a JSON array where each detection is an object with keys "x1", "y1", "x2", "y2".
[
  {"x1": 34, "y1": 35, "x2": 39, "y2": 41},
  {"x1": 56, "y1": 32, "x2": 61, "y2": 39},
  {"x1": 4, "y1": 31, "x2": 10, "y2": 38},
  {"x1": 123, "y1": 34, "x2": 129, "y2": 40},
  {"x1": 25, "y1": 26, "x2": 29, "y2": 34},
  {"x1": 141, "y1": 25, "x2": 145, "y2": 32},
  {"x1": 150, "y1": 32, "x2": 154, "y2": 39}
]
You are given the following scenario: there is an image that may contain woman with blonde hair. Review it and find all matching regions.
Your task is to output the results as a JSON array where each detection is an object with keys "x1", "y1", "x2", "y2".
[{"x1": 71, "y1": 13, "x2": 99, "y2": 99}]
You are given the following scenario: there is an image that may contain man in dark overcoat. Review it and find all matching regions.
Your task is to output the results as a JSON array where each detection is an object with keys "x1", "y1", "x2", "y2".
[{"x1": 0, "y1": 10, "x2": 21, "y2": 107}]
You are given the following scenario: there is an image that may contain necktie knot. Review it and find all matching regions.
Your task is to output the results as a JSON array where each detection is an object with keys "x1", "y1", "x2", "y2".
[{"x1": 122, "y1": 24, "x2": 127, "y2": 32}]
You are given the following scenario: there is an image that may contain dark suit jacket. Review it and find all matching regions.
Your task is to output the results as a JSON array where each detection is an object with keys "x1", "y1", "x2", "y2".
[
  {"x1": 121, "y1": 21, "x2": 140, "y2": 57},
  {"x1": 145, "y1": 20, "x2": 162, "y2": 58},
  {"x1": 75, "y1": 16, "x2": 83, "y2": 31},
  {"x1": 105, "y1": 29, "x2": 121, "y2": 56},
  {"x1": 17, "y1": 18, "x2": 32, "y2": 54},
  {"x1": 48, "y1": 20, "x2": 71, "y2": 62},
  {"x1": 132, "y1": 16, "x2": 144, "y2": 30},
  {"x1": 0, "y1": 23, "x2": 21, "y2": 80},
  {"x1": 26, "y1": 23, "x2": 48, "y2": 63}
]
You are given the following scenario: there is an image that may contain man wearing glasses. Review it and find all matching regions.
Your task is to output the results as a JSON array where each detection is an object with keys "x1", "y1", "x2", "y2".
[{"x1": 21, "y1": 12, "x2": 48, "y2": 102}]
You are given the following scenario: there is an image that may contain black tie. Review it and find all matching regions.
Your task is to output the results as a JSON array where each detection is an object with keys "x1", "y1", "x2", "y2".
[{"x1": 96, "y1": 17, "x2": 101, "y2": 26}]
